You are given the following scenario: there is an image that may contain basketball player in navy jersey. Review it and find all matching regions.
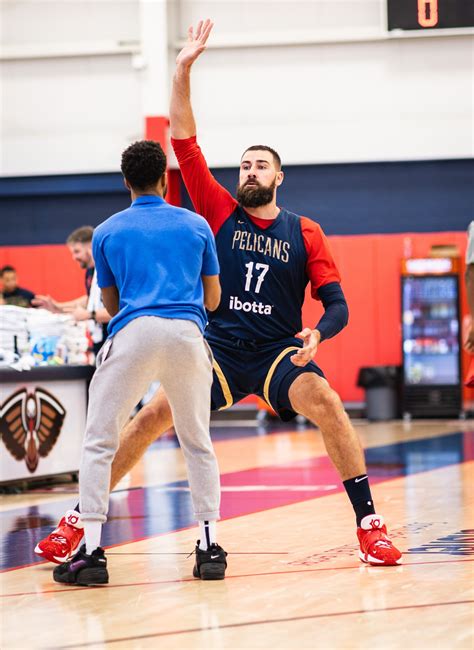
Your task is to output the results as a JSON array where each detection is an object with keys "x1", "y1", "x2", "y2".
[{"x1": 36, "y1": 19, "x2": 401, "y2": 567}]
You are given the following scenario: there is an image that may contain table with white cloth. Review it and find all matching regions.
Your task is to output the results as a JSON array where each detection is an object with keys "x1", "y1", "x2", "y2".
[{"x1": 0, "y1": 365, "x2": 94, "y2": 485}]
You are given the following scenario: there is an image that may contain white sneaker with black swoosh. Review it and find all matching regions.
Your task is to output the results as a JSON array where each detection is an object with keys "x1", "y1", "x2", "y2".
[{"x1": 193, "y1": 541, "x2": 228, "y2": 580}]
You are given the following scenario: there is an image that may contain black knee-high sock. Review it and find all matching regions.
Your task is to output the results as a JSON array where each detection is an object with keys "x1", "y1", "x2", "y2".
[{"x1": 343, "y1": 474, "x2": 375, "y2": 526}]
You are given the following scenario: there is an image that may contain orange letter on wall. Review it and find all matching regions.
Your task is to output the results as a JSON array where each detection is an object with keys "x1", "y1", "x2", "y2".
[{"x1": 418, "y1": 0, "x2": 439, "y2": 27}]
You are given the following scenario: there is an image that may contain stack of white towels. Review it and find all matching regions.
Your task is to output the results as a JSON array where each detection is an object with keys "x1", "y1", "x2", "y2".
[
  {"x1": 0, "y1": 305, "x2": 29, "y2": 358},
  {"x1": 0, "y1": 305, "x2": 91, "y2": 367}
]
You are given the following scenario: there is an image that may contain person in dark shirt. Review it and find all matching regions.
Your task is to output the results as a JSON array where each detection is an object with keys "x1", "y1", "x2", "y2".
[
  {"x1": 35, "y1": 20, "x2": 401, "y2": 568},
  {"x1": 0, "y1": 266, "x2": 35, "y2": 307}
]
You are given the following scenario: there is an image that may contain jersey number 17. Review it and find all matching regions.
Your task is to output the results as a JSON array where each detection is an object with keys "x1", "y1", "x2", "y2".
[{"x1": 244, "y1": 262, "x2": 269, "y2": 294}]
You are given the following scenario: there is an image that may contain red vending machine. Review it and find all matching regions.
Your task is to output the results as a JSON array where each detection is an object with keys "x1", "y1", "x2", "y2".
[{"x1": 401, "y1": 257, "x2": 462, "y2": 418}]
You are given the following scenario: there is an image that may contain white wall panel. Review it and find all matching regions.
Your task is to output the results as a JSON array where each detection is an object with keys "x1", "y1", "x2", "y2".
[
  {"x1": 1, "y1": 0, "x2": 139, "y2": 46},
  {"x1": 184, "y1": 34, "x2": 473, "y2": 167},
  {"x1": 1, "y1": 0, "x2": 472, "y2": 175},
  {"x1": 176, "y1": 1, "x2": 382, "y2": 37},
  {"x1": 2, "y1": 55, "x2": 143, "y2": 175},
  {"x1": 1, "y1": 0, "x2": 143, "y2": 175}
]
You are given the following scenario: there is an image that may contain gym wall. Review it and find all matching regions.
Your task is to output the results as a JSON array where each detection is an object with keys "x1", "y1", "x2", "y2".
[
  {"x1": 1, "y1": 158, "x2": 472, "y2": 403},
  {"x1": 1, "y1": 0, "x2": 472, "y2": 404},
  {"x1": 2, "y1": 1, "x2": 472, "y2": 175}
]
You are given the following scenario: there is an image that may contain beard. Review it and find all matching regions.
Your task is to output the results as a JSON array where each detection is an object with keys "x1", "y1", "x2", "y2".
[{"x1": 236, "y1": 177, "x2": 276, "y2": 208}]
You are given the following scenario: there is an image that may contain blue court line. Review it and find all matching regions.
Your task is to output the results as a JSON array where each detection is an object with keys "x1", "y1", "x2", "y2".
[{"x1": 1, "y1": 429, "x2": 472, "y2": 571}]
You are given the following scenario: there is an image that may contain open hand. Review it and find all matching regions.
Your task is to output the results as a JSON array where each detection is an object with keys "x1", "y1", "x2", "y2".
[
  {"x1": 176, "y1": 19, "x2": 213, "y2": 69},
  {"x1": 63, "y1": 305, "x2": 91, "y2": 322},
  {"x1": 290, "y1": 328, "x2": 321, "y2": 367},
  {"x1": 32, "y1": 294, "x2": 60, "y2": 312}
]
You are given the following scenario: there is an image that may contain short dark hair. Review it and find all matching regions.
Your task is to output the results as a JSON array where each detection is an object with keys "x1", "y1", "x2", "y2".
[
  {"x1": 1, "y1": 265, "x2": 16, "y2": 276},
  {"x1": 121, "y1": 140, "x2": 167, "y2": 191},
  {"x1": 241, "y1": 145, "x2": 282, "y2": 170},
  {"x1": 66, "y1": 226, "x2": 94, "y2": 245}
]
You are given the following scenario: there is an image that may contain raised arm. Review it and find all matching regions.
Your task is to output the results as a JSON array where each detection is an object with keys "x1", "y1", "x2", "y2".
[
  {"x1": 170, "y1": 19, "x2": 213, "y2": 139},
  {"x1": 170, "y1": 19, "x2": 237, "y2": 234}
]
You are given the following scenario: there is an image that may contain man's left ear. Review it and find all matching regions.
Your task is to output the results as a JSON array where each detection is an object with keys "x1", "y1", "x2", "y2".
[{"x1": 276, "y1": 171, "x2": 284, "y2": 187}]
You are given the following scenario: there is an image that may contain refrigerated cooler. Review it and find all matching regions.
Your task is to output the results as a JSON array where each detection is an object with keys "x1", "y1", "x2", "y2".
[{"x1": 401, "y1": 257, "x2": 462, "y2": 418}]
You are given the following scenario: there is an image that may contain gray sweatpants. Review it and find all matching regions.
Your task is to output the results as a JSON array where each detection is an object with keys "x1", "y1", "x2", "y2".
[{"x1": 79, "y1": 316, "x2": 220, "y2": 524}]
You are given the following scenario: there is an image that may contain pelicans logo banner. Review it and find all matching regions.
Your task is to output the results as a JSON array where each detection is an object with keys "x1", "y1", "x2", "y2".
[{"x1": 0, "y1": 388, "x2": 66, "y2": 473}]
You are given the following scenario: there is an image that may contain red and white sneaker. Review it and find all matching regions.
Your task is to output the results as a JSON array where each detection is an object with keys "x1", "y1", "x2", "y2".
[
  {"x1": 357, "y1": 514, "x2": 402, "y2": 566},
  {"x1": 34, "y1": 510, "x2": 84, "y2": 564}
]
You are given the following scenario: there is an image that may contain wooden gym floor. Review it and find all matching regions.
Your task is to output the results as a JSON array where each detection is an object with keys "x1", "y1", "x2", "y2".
[{"x1": 1, "y1": 418, "x2": 473, "y2": 649}]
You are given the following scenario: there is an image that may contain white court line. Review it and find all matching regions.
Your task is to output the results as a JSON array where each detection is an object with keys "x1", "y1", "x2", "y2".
[{"x1": 152, "y1": 485, "x2": 338, "y2": 492}]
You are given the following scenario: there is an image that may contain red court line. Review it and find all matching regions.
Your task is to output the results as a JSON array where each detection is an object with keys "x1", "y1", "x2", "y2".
[
  {"x1": 2, "y1": 558, "x2": 473, "y2": 599},
  {"x1": 49, "y1": 600, "x2": 474, "y2": 649}
]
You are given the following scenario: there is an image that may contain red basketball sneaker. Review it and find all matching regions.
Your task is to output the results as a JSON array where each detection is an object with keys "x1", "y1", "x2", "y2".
[
  {"x1": 357, "y1": 514, "x2": 402, "y2": 566},
  {"x1": 34, "y1": 510, "x2": 84, "y2": 564}
]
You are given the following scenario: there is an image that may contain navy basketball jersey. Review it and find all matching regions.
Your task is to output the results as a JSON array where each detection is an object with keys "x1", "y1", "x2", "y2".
[
  {"x1": 172, "y1": 136, "x2": 341, "y2": 342},
  {"x1": 210, "y1": 206, "x2": 307, "y2": 341}
]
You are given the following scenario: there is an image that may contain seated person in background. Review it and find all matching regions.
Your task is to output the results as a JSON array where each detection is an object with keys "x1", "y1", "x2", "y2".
[
  {"x1": 0, "y1": 266, "x2": 35, "y2": 307},
  {"x1": 32, "y1": 226, "x2": 110, "y2": 354}
]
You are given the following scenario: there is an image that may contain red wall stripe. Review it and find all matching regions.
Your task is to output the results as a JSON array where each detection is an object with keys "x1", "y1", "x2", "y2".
[
  {"x1": 0, "y1": 245, "x2": 85, "y2": 302},
  {"x1": 144, "y1": 116, "x2": 181, "y2": 207},
  {"x1": 301, "y1": 231, "x2": 470, "y2": 403},
  {"x1": 144, "y1": 116, "x2": 169, "y2": 149}
]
